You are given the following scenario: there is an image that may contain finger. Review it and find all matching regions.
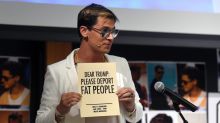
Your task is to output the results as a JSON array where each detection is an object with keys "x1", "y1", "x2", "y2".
[
  {"x1": 119, "y1": 95, "x2": 135, "y2": 102},
  {"x1": 68, "y1": 101, "x2": 76, "y2": 107},
  {"x1": 116, "y1": 88, "x2": 129, "y2": 97},
  {"x1": 66, "y1": 95, "x2": 81, "y2": 104},
  {"x1": 63, "y1": 92, "x2": 81, "y2": 98},
  {"x1": 62, "y1": 92, "x2": 82, "y2": 101},
  {"x1": 119, "y1": 97, "x2": 133, "y2": 102},
  {"x1": 65, "y1": 95, "x2": 81, "y2": 102},
  {"x1": 69, "y1": 97, "x2": 83, "y2": 107},
  {"x1": 69, "y1": 92, "x2": 82, "y2": 96},
  {"x1": 126, "y1": 88, "x2": 134, "y2": 94},
  {"x1": 119, "y1": 92, "x2": 130, "y2": 98},
  {"x1": 61, "y1": 93, "x2": 71, "y2": 101},
  {"x1": 63, "y1": 98, "x2": 76, "y2": 107},
  {"x1": 119, "y1": 92, "x2": 135, "y2": 100},
  {"x1": 126, "y1": 88, "x2": 135, "y2": 98},
  {"x1": 61, "y1": 93, "x2": 81, "y2": 107},
  {"x1": 117, "y1": 88, "x2": 135, "y2": 99}
]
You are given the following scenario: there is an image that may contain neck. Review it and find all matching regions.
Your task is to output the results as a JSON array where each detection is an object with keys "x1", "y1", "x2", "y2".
[
  {"x1": 10, "y1": 83, "x2": 24, "y2": 95},
  {"x1": 75, "y1": 49, "x2": 107, "y2": 63},
  {"x1": 188, "y1": 87, "x2": 202, "y2": 97}
]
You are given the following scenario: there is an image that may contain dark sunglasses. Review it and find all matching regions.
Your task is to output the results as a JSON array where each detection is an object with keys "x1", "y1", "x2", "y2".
[
  {"x1": 156, "y1": 71, "x2": 164, "y2": 74},
  {"x1": 182, "y1": 80, "x2": 191, "y2": 85},
  {"x1": 1, "y1": 75, "x2": 13, "y2": 81}
]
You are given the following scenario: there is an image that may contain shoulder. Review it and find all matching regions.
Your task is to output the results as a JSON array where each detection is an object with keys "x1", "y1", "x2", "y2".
[
  {"x1": 106, "y1": 54, "x2": 131, "y2": 73},
  {"x1": 106, "y1": 54, "x2": 128, "y2": 63},
  {"x1": 0, "y1": 91, "x2": 9, "y2": 98},
  {"x1": 45, "y1": 59, "x2": 69, "y2": 80},
  {"x1": 106, "y1": 54, "x2": 130, "y2": 70},
  {"x1": 47, "y1": 59, "x2": 66, "y2": 70},
  {"x1": 0, "y1": 91, "x2": 9, "y2": 104},
  {"x1": 23, "y1": 88, "x2": 30, "y2": 106}
]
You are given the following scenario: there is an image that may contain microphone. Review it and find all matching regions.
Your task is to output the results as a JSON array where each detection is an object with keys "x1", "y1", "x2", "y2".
[{"x1": 154, "y1": 81, "x2": 198, "y2": 112}]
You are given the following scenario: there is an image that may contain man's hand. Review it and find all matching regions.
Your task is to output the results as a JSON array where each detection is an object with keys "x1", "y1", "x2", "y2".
[
  {"x1": 56, "y1": 92, "x2": 81, "y2": 115},
  {"x1": 116, "y1": 87, "x2": 135, "y2": 112}
]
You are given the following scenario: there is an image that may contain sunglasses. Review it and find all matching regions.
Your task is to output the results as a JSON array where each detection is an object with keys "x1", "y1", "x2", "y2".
[
  {"x1": 156, "y1": 71, "x2": 164, "y2": 74},
  {"x1": 1, "y1": 75, "x2": 13, "y2": 81},
  {"x1": 182, "y1": 80, "x2": 191, "y2": 85},
  {"x1": 91, "y1": 27, "x2": 119, "y2": 39}
]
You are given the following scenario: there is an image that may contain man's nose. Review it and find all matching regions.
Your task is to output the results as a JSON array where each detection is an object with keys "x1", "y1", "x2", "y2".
[{"x1": 106, "y1": 33, "x2": 114, "y2": 40}]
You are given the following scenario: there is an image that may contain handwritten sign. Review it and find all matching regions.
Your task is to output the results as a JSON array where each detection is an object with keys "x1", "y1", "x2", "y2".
[{"x1": 77, "y1": 63, "x2": 119, "y2": 117}]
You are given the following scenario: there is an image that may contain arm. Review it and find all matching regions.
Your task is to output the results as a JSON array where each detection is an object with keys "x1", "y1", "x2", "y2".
[
  {"x1": 118, "y1": 58, "x2": 143, "y2": 122},
  {"x1": 36, "y1": 65, "x2": 81, "y2": 123},
  {"x1": 35, "y1": 66, "x2": 60, "y2": 123}
]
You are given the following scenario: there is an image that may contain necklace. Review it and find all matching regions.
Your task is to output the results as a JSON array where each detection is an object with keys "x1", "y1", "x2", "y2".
[{"x1": 74, "y1": 50, "x2": 108, "y2": 64}]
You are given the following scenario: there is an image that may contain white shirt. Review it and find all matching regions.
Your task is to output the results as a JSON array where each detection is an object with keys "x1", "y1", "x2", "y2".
[{"x1": 8, "y1": 88, "x2": 30, "y2": 105}]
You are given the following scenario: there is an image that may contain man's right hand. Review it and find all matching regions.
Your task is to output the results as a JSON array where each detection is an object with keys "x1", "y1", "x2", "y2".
[{"x1": 56, "y1": 92, "x2": 82, "y2": 115}]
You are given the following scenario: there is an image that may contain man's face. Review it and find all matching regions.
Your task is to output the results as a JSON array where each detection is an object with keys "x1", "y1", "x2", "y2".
[
  {"x1": 155, "y1": 68, "x2": 164, "y2": 80},
  {"x1": 87, "y1": 16, "x2": 116, "y2": 54},
  {"x1": 1, "y1": 70, "x2": 17, "y2": 89},
  {"x1": 181, "y1": 74, "x2": 196, "y2": 93}
]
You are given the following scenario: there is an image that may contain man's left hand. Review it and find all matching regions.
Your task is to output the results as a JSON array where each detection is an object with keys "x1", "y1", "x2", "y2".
[{"x1": 116, "y1": 87, "x2": 135, "y2": 112}]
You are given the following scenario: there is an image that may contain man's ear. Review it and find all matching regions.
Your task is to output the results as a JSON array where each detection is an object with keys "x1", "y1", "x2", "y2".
[{"x1": 80, "y1": 26, "x2": 89, "y2": 38}]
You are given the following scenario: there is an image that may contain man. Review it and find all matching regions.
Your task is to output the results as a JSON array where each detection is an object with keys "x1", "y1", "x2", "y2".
[
  {"x1": 36, "y1": 3, "x2": 143, "y2": 123},
  {"x1": 180, "y1": 66, "x2": 206, "y2": 110},
  {"x1": 0, "y1": 61, "x2": 30, "y2": 106},
  {"x1": 150, "y1": 65, "x2": 170, "y2": 110}
]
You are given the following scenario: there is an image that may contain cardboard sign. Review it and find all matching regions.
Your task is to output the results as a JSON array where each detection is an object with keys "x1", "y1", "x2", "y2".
[{"x1": 77, "y1": 63, "x2": 120, "y2": 117}]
